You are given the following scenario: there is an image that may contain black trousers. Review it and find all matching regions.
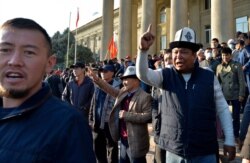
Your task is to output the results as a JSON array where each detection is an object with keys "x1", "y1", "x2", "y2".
[{"x1": 93, "y1": 123, "x2": 118, "y2": 163}]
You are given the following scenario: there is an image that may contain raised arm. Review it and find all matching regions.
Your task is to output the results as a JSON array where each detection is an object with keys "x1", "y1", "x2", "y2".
[
  {"x1": 136, "y1": 24, "x2": 163, "y2": 88},
  {"x1": 214, "y1": 77, "x2": 236, "y2": 161},
  {"x1": 88, "y1": 68, "x2": 120, "y2": 98}
]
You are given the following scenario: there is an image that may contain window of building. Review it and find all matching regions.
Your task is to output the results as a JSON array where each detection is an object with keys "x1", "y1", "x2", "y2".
[
  {"x1": 205, "y1": 25, "x2": 211, "y2": 44},
  {"x1": 160, "y1": 7, "x2": 166, "y2": 23},
  {"x1": 236, "y1": 16, "x2": 249, "y2": 33},
  {"x1": 205, "y1": 0, "x2": 211, "y2": 10},
  {"x1": 160, "y1": 35, "x2": 167, "y2": 50}
]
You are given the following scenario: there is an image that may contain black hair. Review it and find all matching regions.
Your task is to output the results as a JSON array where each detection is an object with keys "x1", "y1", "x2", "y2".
[
  {"x1": 211, "y1": 38, "x2": 219, "y2": 43},
  {"x1": 236, "y1": 31, "x2": 242, "y2": 37},
  {"x1": 243, "y1": 33, "x2": 248, "y2": 39},
  {"x1": 221, "y1": 47, "x2": 232, "y2": 55},
  {"x1": 1, "y1": 17, "x2": 52, "y2": 56},
  {"x1": 238, "y1": 39, "x2": 245, "y2": 46}
]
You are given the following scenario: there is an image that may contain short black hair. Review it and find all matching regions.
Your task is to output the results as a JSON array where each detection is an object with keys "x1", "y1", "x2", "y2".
[
  {"x1": 1, "y1": 17, "x2": 52, "y2": 56},
  {"x1": 221, "y1": 47, "x2": 232, "y2": 55},
  {"x1": 236, "y1": 31, "x2": 242, "y2": 37},
  {"x1": 211, "y1": 38, "x2": 219, "y2": 43}
]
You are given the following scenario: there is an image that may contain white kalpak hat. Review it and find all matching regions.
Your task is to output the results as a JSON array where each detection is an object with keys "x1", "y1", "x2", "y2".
[
  {"x1": 120, "y1": 66, "x2": 138, "y2": 79},
  {"x1": 169, "y1": 27, "x2": 200, "y2": 52}
]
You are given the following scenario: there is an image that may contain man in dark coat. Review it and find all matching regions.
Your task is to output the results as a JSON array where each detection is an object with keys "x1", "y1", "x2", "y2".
[{"x1": 0, "y1": 17, "x2": 96, "y2": 162}]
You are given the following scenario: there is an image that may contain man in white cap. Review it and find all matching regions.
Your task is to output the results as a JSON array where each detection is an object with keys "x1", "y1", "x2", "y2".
[
  {"x1": 136, "y1": 25, "x2": 236, "y2": 162},
  {"x1": 227, "y1": 39, "x2": 236, "y2": 51},
  {"x1": 89, "y1": 66, "x2": 152, "y2": 163}
]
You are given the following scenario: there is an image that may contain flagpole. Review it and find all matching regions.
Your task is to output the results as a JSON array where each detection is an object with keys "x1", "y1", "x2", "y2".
[
  {"x1": 74, "y1": 7, "x2": 79, "y2": 64},
  {"x1": 66, "y1": 12, "x2": 71, "y2": 68},
  {"x1": 74, "y1": 27, "x2": 78, "y2": 64}
]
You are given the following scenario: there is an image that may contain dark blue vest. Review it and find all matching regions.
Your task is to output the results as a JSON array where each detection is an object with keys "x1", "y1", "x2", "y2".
[{"x1": 158, "y1": 66, "x2": 218, "y2": 157}]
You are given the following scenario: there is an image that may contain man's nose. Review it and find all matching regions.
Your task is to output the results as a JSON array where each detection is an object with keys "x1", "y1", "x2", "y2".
[
  {"x1": 175, "y1": 51, "x2": 183, "y2": 58},
  {"x1": 8, "y1": 51, "x2": 24, "y2": 66}
]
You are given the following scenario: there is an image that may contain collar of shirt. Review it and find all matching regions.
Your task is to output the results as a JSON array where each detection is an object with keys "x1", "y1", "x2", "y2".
[{"x1": 127, "y1": 88, "x2": 139, "y2": 97}]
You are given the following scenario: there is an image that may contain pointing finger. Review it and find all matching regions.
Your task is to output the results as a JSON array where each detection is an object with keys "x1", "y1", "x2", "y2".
[{"x1": 147, "y1": 24, "x2": 152, "y2": 33}]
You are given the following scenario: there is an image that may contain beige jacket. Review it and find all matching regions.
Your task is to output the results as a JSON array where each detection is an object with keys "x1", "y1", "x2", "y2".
[{"x1": 94, "y1": 78, "x2": 152, "y2": 158}]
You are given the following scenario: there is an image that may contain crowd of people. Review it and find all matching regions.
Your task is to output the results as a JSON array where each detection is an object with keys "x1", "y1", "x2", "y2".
[
  {"x1": 2, "y1": 17, "x2": 250, "y2": 163},
  {"x1": 44, "y1": 26, "x2": 250, "y2": 163}
]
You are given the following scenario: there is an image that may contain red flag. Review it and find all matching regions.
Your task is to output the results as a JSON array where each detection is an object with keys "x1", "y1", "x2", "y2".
[
  {"x1": 108, "y1": 37, "x2": 118, "y2": 59},
  {"x1": 76, "y1": 8, "x2": 79, "y2": 27}
]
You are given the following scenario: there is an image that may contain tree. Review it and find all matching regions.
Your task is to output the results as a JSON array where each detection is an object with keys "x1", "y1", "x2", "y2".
[
  {"x1": 68, "y1": 45, "x2": 95, "y2": 66},
  {"x1": 51, "y1": 28, "x2": 94, "y2": 69}
]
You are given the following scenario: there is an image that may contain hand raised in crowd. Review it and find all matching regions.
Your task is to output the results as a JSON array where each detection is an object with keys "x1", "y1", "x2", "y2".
[
  {"x1": 223, "y1": 145, "x2": 236, "y2": 161},
  {"x1": 87, "y1": 66, "x2": 99, "y2": 82},
  {"x1": 139, "y1": 24, "x2": 155, "y2": 51}
]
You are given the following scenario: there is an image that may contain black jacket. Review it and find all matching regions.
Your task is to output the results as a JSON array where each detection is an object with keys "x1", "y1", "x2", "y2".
[
  {"x1": 62, "y1": 76, "x2": 94, "y2": 118},
  {"x1": 0, "y1": 83, "x2": 96, "y2": 162}
]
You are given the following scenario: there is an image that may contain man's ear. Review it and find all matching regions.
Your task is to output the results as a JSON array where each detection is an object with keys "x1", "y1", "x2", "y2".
[{"x1": 46, "y1": 54, "x2": 57, "y2": 74}]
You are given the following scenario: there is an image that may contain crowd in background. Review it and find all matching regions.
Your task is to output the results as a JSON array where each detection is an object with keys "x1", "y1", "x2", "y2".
[
  {"x1": 7, "y1": 16, "x2": 250, "y2": 163},
  {"x1": 44, "y1": 30, "x2": 250, "y2": 163}
]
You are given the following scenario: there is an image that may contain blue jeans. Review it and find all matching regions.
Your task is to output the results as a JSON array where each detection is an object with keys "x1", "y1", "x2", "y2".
[
  {"x1": 119, "y1": 139, "x2": 146, "y2": 163},
  {"x1": 166, "y1": 151, "x2": 216, "y2": 163},
  {"x1": 240, "y1": 95, "x2": 250, "y2": 141}
]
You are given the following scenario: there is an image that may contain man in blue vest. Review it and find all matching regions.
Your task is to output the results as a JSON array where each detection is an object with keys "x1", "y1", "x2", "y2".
[{"x1": 136, "y1": 25, "x2": 236, "y2": 163}]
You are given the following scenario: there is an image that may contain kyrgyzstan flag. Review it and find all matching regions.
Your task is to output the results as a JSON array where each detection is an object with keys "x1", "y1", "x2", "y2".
[
  {"x1": 76, "y1": 8, "x2": 79, "y2": 27},
  {"x1": 108, "y1": 37, "x2": 118, "y2": 59}
]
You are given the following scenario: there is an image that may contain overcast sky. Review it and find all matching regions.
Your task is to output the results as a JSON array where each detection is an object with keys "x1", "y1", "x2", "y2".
[{"x1": 0, "y1": 0, "x2": 119, "y2": 36}]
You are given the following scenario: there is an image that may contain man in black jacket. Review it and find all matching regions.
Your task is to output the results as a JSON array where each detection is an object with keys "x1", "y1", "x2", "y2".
[
  {"x1": 62, "y1": 61, "x2": 94, "y2": 121},
  {"x1": 0, "y1": 18, "x2": 95, "y2": 162}
]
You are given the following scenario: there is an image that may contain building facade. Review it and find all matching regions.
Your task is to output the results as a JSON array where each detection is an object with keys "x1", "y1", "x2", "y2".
[{"x1": 74, "y1": 0, "x2": 250, "y2": 61}]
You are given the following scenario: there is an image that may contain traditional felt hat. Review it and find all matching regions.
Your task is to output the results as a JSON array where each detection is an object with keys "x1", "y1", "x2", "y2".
[
  {"x1": 120, "y1": 66, "x2": 138, "y2": 79},
  {"x1": 227, "y1": 39, "x2": 236, "y2": 45},
  {"x1": 169, "y1": 27, "x2": 200, "y2": 52}
]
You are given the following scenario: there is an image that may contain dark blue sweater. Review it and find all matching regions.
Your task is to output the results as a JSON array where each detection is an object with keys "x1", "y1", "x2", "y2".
[
  {"x1": 62, "y1": 76, "x2": 94, "y2": 119},
  {"x1": 0, "y1": 83, "x2": 96, "y2": 162}
]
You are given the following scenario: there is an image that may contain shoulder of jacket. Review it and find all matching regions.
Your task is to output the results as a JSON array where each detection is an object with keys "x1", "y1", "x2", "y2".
[
  {"x1": 112, "y1": 77, "x2": 122, "y2": 86},
  {"x1": 217, "y1": 64, "x2": 223, "y2": 68},
  {"x1": 230, "y1": 61, "x2": 241, "y2": 67}
]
